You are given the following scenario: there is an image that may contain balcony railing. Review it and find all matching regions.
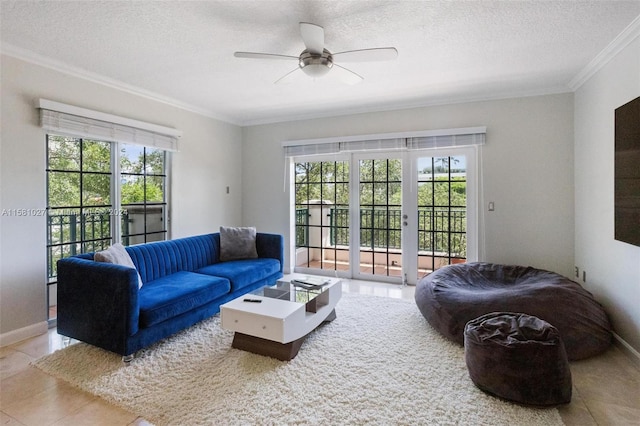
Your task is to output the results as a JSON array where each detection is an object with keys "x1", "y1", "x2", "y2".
[
  {"x1": 296, "y1": 206, "x2": 466, "y2": 256},
  {"x1": 46, "y1": 212, "x2": 117, "y2": 280}
]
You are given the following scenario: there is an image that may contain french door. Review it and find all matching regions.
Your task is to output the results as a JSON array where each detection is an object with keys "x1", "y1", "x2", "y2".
[{"x1": 293, "y1": 147, "x2": 477, "y2": 285}]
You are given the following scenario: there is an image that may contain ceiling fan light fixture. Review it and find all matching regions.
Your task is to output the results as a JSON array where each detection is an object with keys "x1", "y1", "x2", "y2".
[{"x1": 299, "y1": 49, "x2": 333, "y2": 78}]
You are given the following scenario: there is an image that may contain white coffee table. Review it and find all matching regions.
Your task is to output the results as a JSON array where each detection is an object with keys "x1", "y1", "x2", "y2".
[{"x1": 220, "y1": 275, "x2": 342, "y2": 360}]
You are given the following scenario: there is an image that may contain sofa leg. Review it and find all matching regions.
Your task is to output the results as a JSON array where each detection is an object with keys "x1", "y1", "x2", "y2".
[{"x1": 122, "y1": 354, "x2": 134, "y2": 364}]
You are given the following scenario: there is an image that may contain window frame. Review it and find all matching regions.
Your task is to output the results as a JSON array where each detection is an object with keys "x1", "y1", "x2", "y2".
[{"x1": 45, "y1": 133, "x2": 171, "y2": 324}]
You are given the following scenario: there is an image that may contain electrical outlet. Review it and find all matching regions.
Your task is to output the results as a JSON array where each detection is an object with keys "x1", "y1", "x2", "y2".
[{"x1": 575, "y1": 266, "x2": 579, "y2": 278}]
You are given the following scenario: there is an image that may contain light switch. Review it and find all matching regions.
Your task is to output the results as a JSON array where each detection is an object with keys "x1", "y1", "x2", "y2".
[{"x1": 488, "y1": 201, "x2": 495, "y2": 211}]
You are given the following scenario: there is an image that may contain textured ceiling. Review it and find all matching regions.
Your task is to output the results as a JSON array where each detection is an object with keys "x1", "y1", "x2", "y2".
[{"x1": 1, "y1": 1, "x2": 639, "y2": 125}]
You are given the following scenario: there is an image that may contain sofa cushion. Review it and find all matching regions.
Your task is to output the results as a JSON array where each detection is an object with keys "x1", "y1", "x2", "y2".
[
  {"x1": 138, "y1": 271, "x2": 230, "y2": 328},
  {"x1": 219, "y1": 226, "x2": 258, "y2": 261},
  {"x1": 196, "y1": 258, "x2": 281, "y2": 292}
]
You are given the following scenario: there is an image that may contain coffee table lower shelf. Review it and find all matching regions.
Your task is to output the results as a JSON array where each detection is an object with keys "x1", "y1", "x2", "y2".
[{"x1": 231, "y1": 309, "x2": 337, "y2": 361}]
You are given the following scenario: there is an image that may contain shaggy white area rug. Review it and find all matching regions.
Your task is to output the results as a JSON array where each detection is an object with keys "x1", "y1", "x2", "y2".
[{"x1": 33, "y1": 292, "x2": 564, "y2": 425}]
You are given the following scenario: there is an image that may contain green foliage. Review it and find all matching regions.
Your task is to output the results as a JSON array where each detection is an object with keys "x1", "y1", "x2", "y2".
[
  {"x1": 295, "y1": 161, "x2": 350, "y2": 205},
  {"x1": 121, "y1": 179, "x2": 164, "y2": 204},
  {"x1": 47, "y1": 137, "x2": 165, "y2": 208}
]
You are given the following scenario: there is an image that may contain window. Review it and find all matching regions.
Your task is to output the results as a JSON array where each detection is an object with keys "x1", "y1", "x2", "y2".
[
  {"x1": 120, "y1": 145, "x2": 167, "y2": 245},
  {"x1": 46, "y1": 135, "x2": 170, "y2": 323}
]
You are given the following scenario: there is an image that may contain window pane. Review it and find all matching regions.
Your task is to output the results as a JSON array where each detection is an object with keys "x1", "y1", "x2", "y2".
[
  {"x1": 417, "y1": 157, "x2": 433, "y2": 180},
  {"x1": 322, "y1": 183, "x2": 336, "y2": 201},
  {"x1": 387, "y1": 159, "x2": 402, "y2": 181},
  {"x1": 336, "y1": 182, "x2": 349, "y2": 205},
  {"x1": 145, "y1": 149, "x2": 165, "y2": 175},
  {"x1": 145, "y1": 205, "x2": 165, "y2": 233},
  {"x1": 120, "y1": 144, "x2": 144, "y2": 174},
  {"x1": 434, "y1": 157, "x2": 450, "y2": 173},
  {"x1": 417, "y1": 182, "x2": 433, "y2": 207},
  {"x1": 48, "y1": 136, "x2": 80, "y2": 171},
  {"x1": 121, "y1": 175, "x2": 145, "y2": 204},
  {"x1": 360, "y1": 183, "x2": 372, "y2": 205},
  {"x1": 48, "y1": 172, "x2": 80, "y2": 207},
  {"x1": 123, "y1": 205, "x2": 146, "y2": 237},
  {"x1": 321, "y1": 162, "x2": 335, "y2": 183},
  {"x1": 388, "y1": 182, "x2": 402, "y2": 205},
  {"x1": 82, "y1": 174, "x2": 111, "y2": 206},
  {"x1": 336, "y1": 162, "x2": 349, "y2": 181},
  {"x1": 295, "y1": 163, "x2": 309, "y2": 183},
  {"x1": 146, "y1": 176, "x2": 165, "y2": 202},
  {"x1": 373, "y1": 183, "x2": 388, "y2": 205},
  {"x1": 82, "y1": 140, "x2": 111, "y2": 172},
  {"x1": 434, "y1": 182, "x2": 450, "y2": 206},
  {"x1": 48, "y1": 208, "x2": 81, "y2": 245},
  {"x1": 306, "y1": 163, "x2": 322, "y2": 183},
  {"x1": 295, "y1": 184, "x2": 309, "y2": 205},
  {"x1": 81, "y1": 212, "x2": 111, "y2": 242}
]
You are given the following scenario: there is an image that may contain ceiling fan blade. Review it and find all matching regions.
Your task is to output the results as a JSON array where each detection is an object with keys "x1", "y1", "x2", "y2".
[
  {"x1": 234, "y1": 52, "x2": 298, "y2": 61},
  {"x1": 331, "y1": 64, "x2": 364, "y2": 85},
  {"x1": 274, "y1": 67, "x2": 303, "y2": 84},
  {"x1": 300, "y1": 22, "x2": 324, "y2": 54},
  {"x1": 332, "y1": 47, "x2": 398, "y2": 62}
]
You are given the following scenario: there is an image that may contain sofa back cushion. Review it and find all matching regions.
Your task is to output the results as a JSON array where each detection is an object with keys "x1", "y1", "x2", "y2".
[{"x1": 126, "y1": 234, "x2": 218, "y2": 283}]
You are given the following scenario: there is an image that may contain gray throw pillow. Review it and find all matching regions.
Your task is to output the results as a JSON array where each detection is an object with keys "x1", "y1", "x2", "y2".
[
  {"x1": 94, "y1": 243, "x2": 143, "y2": 288},
  {"x1": 220, "y1": 226, "x2": 258, "y2": 261}
]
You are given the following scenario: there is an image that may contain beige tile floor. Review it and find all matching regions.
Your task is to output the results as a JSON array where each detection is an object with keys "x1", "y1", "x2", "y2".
[{"x1": 1, "y1": 279, "x2": 639, "y2": 425}]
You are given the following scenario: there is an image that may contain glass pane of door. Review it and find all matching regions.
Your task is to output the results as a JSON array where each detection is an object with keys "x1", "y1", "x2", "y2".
[
  {"x1": 294, "y1": 160, "x2": 350, "y2": 272},
  {"x1": 358, "y1": 158, "x2": 402, "y2": 279},
  {"x1": 416, "y1": 155, "x2": 467, "y2": 277}
]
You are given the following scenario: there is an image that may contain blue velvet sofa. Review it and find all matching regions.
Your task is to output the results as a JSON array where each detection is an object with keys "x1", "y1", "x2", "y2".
[{"x1": 56, "y1": 232, "x2": 284, "y2": 357}]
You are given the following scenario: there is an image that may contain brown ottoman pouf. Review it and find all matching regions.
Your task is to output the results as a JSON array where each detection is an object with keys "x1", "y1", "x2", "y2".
[{"x1": 464, "y1": 312, "x2": 572, "y2": 406}]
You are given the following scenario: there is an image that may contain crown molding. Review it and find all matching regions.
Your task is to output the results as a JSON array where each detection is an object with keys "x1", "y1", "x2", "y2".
[
  {"x1": 1, "y1": 43, "x2": 241, "y2": 126},
  {"x1": 240, "y1": 85, "x2": 572, "y2": 127},
  {"x1": 569, "y1": 14, "x2": 640, "y2": 91}
]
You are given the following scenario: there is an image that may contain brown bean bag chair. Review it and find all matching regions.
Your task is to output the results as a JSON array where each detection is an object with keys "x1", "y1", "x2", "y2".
[
  {"x1": 464, "y1": 312, "x2": 572, "y2": 406},
  {"x1": 415, "y1": 262, "x2": 612, "y2": 360}
]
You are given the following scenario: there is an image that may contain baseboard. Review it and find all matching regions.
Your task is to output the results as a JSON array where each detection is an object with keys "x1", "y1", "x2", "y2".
[
  {"x1": 0, "y1": 321, "x2": 48, "y2": 348},
  {"x1": 613, "y1": 332, "x2": 640, "y2": 370}
]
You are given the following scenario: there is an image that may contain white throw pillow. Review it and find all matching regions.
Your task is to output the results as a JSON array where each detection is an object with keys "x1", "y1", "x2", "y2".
[
  {"x1": 94, "y1": 243, "x2": 143, "y2": 288},
  {"x1": 219, "y1": 226, "x2": 258, "y2": 261}
]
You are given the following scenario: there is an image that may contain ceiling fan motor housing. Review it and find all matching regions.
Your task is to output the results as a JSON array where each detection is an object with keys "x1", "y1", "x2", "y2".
[{"x1": 299, "y1": 49, "x2": 333, "y2": 77}]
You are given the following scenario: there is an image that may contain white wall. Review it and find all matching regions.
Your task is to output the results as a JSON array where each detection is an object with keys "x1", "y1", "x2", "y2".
[
  {"x1": 0, "y1": 55, "x2": 243, "y2": 340},
  {"x1": 242, "y1": 94, "x2": 575, "y2": 278},
  {"x1": 574, "y1": 36, "x2": 640, "y2": 353}
]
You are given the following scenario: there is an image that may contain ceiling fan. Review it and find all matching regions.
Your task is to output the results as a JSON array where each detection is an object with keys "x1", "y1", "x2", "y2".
[{"x1": 234, "y1": 22, "x2": 398, "y2": 84}]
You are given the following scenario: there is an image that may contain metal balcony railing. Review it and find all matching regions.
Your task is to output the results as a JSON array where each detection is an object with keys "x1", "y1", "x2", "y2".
[
  {"x1": 296, "y1": 207, "x2": 466, "y2": 256},
  {"x1": 46, "y1": 212, "x2": 119, "y2": 280}
]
